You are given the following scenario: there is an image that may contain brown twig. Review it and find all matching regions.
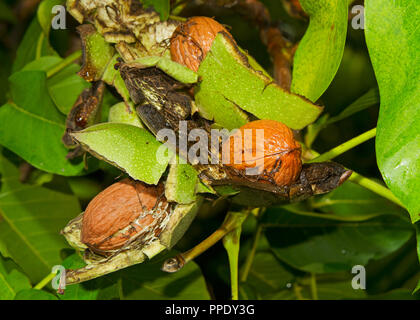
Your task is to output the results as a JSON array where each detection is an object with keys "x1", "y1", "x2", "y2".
[
  {"x1": 261, "y1": 27, "x2": 295, "y2": 90},
  {"x1": 161, "y1": 210, "x2": 250, "y2": 273},
  {"x1": 281, "y1": 0, "x2": 308, "y2": 20},
  {"x1": 14, "y1": 0, "x2": 42, "y2": 20},
  {"x1": 235, "y1": 0, "x2": 296, "y2": 90},
  {"x1": 205, "y1": 0, "x2": 295, "y2": 90},
  {"x1": 19, "y1": 162, "x2": 34, "y2": 183}
]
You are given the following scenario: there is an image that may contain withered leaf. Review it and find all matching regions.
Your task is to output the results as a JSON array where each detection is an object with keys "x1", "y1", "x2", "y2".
[
  {"x1": 62, "y1": 81, "x2": 106, "y2": 158},
  {"x1": 119, "y1": 64, "x2": 192, "y2": 135},
  {"x1": 77, "y1": 24, "x2": 116, "y2": 82},
  {"x1": 208, "y1": 162, "x2": 352, "y2": 206}
]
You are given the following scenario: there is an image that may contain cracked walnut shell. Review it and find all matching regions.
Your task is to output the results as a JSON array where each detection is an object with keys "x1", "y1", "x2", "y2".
[
  {"x1": 170, "y1": 16, "x2": 232, "y2": 72},
  {"x1": 81, "y1": 178, "x2": 171, "y2": 255},
  {"x1": 222, "y1": 120, "x2": 302, "y2": 186}
]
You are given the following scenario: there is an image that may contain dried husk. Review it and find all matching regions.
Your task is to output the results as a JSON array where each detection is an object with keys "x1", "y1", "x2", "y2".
[
  {"x1": 67, "y1": 0, "x2": 179, "y2": 61},
  {"x1": 62, "y1": 182, "x2": 202, "y2": 284}
]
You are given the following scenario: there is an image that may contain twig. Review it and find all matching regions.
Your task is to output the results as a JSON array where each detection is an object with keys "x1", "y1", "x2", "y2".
[
  {"x1": 235, "y1": 0, "x2": 295, "y2": 90},
  {"x1": 310, "y1": 273, "x2": 318, "y2": 300},
  {"x1": 223, "y1": 212, "x2": 248, "y2": 300},
  {"x1": 46, "y1": 50, "x2": 82, "y2": 78},
  {"x1": 161, "y1": 210, "x2": 250, "y2": 273},
  {"x1": 240, "y1": 224, "x2": 263, "y2": 282},
  {"x1": 34, "y1": 271, "x2": 57, "y2": 290},
  {"x1": 307, "y1": 148, "x2": 404, "y2": 209},
  {"x1": 308, "y1": 128, "x2": 377, "y2": 163},
  {"x1": 348, "y1": 172, "x2": 404, "y2": 207}
]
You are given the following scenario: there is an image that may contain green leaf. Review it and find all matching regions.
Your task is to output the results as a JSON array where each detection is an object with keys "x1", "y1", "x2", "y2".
[
  {"x1": 117, "y1": 251, "x2": 210, "y2": 299},
  {"x1": 0, "y1": 71, "x2": 94, "y2": 176},
  {"x1": 416, "y1": 222, "x2": 420, "y2": 264},
  {"x1": 108, "y1": 102, "x2": 143, "y2": 128},
  {"x1": 72, "y1": 123, "x2": 171, "y2": 185},
  {"x1": 305, "y1": 87, "x2": 380, "y2": 149},
  {"x1": 14, "y1": 289, "x2": 58, "y2": 300},
  {"x1": 67, "y1": 177, "x2": 102, "y2": 201},
  {"x1": 133, "y1": 56, "x2": 199, "y2": 84},
  {"x1": 243, "y1": 252, "x2": 295, "y2": 299},
  {"x1": 22, "y1": 56, "x2": 61, "y2": 72},
  {"x1": 414, "y1": 279, "x2": 420, "y2": 294},
  {"x1": 222, "y1": 212, "x2": 248, "y2": 300},
  {"x1": 22, "y1": 56, "x2": 91, "y2": 115},
  {"x1": 142, "y1": 0, "x2": 170, "y2": 21},
  {"x1": 47, "y1": 64, "x2": 91, "y2": 115},
  {"x1": 302, "y1": 280, "x2": 367, "y2": 300},
  {"x1": 368, "y1": 288, "x2": 420, "y2": 300},
  {"x1": 78, "y1": 25, "x2": 116, "y2": 81},
  {"x1": 196, "y1": 33, "x2": 323, "y2": 130},
  {"x1": 242, "y1": 253, "x2": 368, "y2": 300},
  {"x1": 271, "y1": 280, "x2": 367, "y2": 300},
  {"x1": 326, "y1": 88, "x2": 380, "y2": 126},
  {"x1": 365, "y1": 0, "x2": 420, "y2": 223},
  {"x1": 312, "y1": 181, "x2": 408, "y2": 219},
  {"x1": 263, "y1": 207, "x2": 414, "y2": 274},
  {"x1": 37, "y1": 0, "x2": 65, "y2": 36},
  {"x1": 0, "y1": 255, "x2": 32, "y2": 300},
  {"x1": 100, "y1": 89, "x2": 119, "y2": 122},
  {"x1": 0, "y1": 239, "x2": 10, "y2": 259},
  {"x1": 304, "y1": 114, "x2": 329, "y2": 148},
  {"x1": 196, "y1": 180, "x2": 216, "y2": 195},
  {"x1": 0, "y1": 153, "x2": 82, "y2": 283},
  {"x1": 102, "y1": 55, "x2": 131, "y2": 102},
  {"x1": 12, "y1": 18, "x2": 57, "y2": 73},
  {"x1": 165, "y1": 159, "x2": 198, "y2": 204},
  {"x1": 291, "y1": 0, "x2": 348, "y2": 102}
]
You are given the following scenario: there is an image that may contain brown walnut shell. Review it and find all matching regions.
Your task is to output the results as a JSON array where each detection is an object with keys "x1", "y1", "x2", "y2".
[
  {"x1": 81, "y1": 178, "x2": 170, "y2": 255},
  {"x1": 170, "y1": 16, "x2": 232, "y2": 72},
  {"x1": 222, "y1": 120, "x2": 302, "y2": 186}
]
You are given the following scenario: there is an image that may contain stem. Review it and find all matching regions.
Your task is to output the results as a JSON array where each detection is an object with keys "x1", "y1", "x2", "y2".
[
  {"x1": 35, "y1": 33, "x2": 45, "y2": 60},
  {"x1": 293, "y1": 284, "x2": 306, "y2": 300},
  {"x1": 162, "y1": 211, "x2": 250, "y2": 273},
  {"x1": 168, "y1": 15, "x2": 187, "y2": 22},
  {"x1": 223, "y1": 226, "x2": 242, "y2": 300},
  {"x1": 240, "y1": 224, "x2": 263, "y2": 282},
  {"x1": 34, "y1": 271, "x2": 57, "y2": 290},
  {"x1": 182, "y1": 226, "x2": 229, "y2": 261},
  {"x1": 349, "y1": 172, "x2": 404, "y2": 207},
  {"x1": 308, "y1": 128, "x2": 376, "y2": 163},
  {"x1": 171, "y1": 0, "x2": 188, "y2": 16},
  {"x1": 46, "y1": 50, "x2": 82, "y2": 78},
  {"x1": 310, "y1": 273, "x2": 318, "y2": 300},
  {"x1": 306, "y1": 141, "x2": 405, "y2": 209},
  {"x1": 264, "y1": 205, "x2": 382, "y2": 222},
  {"x1": 117, "y1": 278, "x2": 124, "y2": 300}
]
